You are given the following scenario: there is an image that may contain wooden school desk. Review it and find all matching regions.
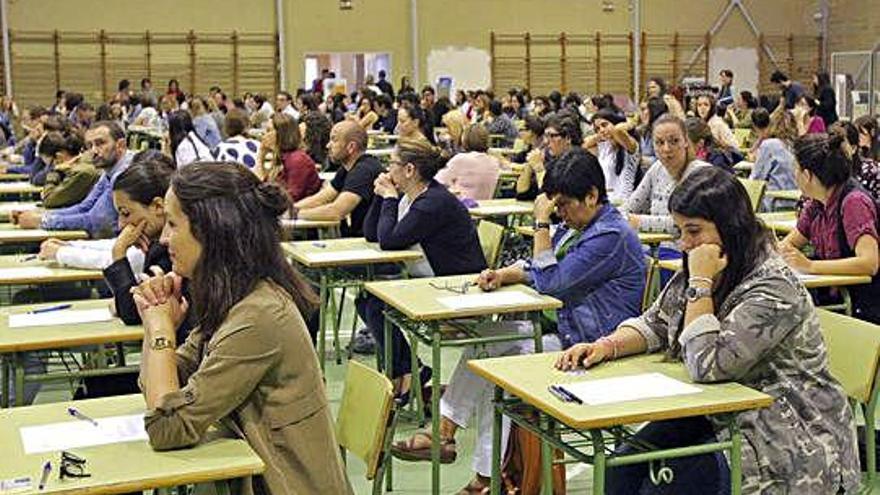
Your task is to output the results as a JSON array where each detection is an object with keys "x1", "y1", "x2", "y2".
[
  {"x1": 280, "y1": 218, "x2": 341, "y2": 240},
  {"x1": 0, "y1": 201, "x2": 39, "y2": 221},
  {"x1": 757, "y1": 211, "x2": 797, "y2": 235},
  {"x1": 0, "y1": 394, "x2": 264, "y2": 494},
  {"x1": 732, "y1": 161, "x2": 753, "y2": 176},
  {"x1": 0, "y1": 299, "x2": 140, "y2": 408},
  {"x1": 0, "y1": 255, "x2": 103, "y2": 286},
  {"x1": 764, "y1": 189, "x2": 801, "y2": 210},
  {"x1": 364, "y1": 274, "x2": 561, "y2": 494},
  {"x1": 0, "y1": 223, "x2": 89, "y2": 244},
  {"x1": 0, "y1": 173, "x2": 30, "y2": 181},
  {"x1": 468, "y1": 199, "x2": 534, "y2": 220},
  {"x1": 469, "y1": 352, "x2": 772, "y2": 495},
  {"x1": 655, "y1": 258, "x2": 871, "y2": 315},
  {"x1": 283, "y1": 238, "x2": 423, "y2": 371},
  {"x1": 0, "y1": 181, "x2": 41, "y2": 196}
]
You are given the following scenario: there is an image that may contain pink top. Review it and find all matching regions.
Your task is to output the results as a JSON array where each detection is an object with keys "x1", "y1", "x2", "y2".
[
  {"x1": 435, "y1": 151, "x2": 502, "y2": 201},
  {"x1": 807, "y1": 116, "x2": 827, "y2": 134},
  {"x1": 797, "y1": 185, "x2": 878, "y2": 259}
]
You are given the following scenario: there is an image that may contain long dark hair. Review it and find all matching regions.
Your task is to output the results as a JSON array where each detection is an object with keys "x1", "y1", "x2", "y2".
[
  {"x1": 400, "y1": 102, "x2": 435, "y2": 145},
  {"x1": 793, "y1": 132, "x2": 851, "y2": 188},
  {"x1": 171, "y1": 162, "x2": 318, "y2": 338},
  {"x1": 669, "y1": 167, "x2": 774, "y2": 309},
  {"x1": 113, "y1": 150, "x2": 175, "y2": 205},
  {"x1": 168, "y1": 110, "x2": 202, "y2": 161},
  {"x1": 593, "y1": 108, "x2": 635, "y2": 177}
]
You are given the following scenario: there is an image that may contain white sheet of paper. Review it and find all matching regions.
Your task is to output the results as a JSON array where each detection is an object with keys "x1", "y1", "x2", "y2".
[
  {"x1": 559, "y1": 372, "x2": 702, "y2": 406},
  {"x1": 9, "y1": 308, "x2": 114, "y2": 328},
  {"x1": 306, "y1": 249, "x2": 381, "y2": 263},
  {"x1": 20, "y1": 414, "x2": 148, "y2": 454},
  {"x1": 438, "y1": 291, "x2": 538, "y2": 310},
  {"x1": 795, "y1": 272, "x2": 821, "y2": 281},
  {"x1": 0, "y1": 267, "x2": 54, "y2": 279},
  {"x1": 473, "y1": 205, "x2": 529, "y2": 214}
]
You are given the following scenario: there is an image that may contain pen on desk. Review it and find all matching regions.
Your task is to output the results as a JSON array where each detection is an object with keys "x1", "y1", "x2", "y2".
[
  {"x1": 38, "y1": 461, "x2": 50, "y2": 490},
  {"x1": 29, "y1": 304, "x2": 72, "y2": 315},
  {"x1": 67, "y1": 407, "x2": 99, "y2": 426},
  {"x1": 312, "y1": 241, "x2": 327, "y2": 248},
  {"x1": 21, "y1": 254, "x2": 37, "y2": 262},
  {"x1": 547, "y1": 385, "x2": 570, "y2": 403},
  {"x1": 555, "y1": 385, "x2": 583, "y2": 405}
]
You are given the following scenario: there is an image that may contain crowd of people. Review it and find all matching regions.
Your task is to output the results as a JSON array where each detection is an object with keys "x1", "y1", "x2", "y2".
[{"x1": 1, "y1": 64, "x2": 878, "y2": 494}]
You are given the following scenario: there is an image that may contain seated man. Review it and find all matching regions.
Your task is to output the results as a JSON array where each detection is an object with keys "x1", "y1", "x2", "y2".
[
  {"x1": 391, "y1": 149, "x2": 647, "y2": 493},
  {"x1": 293, "y1": 120, "x2": 383, "y2": 237},
  {"x1": 39, "y1": 131, "x2": 100, "y2": 208},
  {"x1": 15, "y1": 121, "x2": 132, "y2": 239}
]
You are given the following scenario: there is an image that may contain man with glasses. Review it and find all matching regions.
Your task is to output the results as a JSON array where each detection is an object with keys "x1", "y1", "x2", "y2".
[{"x1": 15, "y1": 121, "x2": 132, "y2": 238}]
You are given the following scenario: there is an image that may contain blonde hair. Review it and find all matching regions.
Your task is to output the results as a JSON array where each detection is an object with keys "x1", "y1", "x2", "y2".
[{"x1": 441, "y1": 109, "x2": 468, "y2": 145}]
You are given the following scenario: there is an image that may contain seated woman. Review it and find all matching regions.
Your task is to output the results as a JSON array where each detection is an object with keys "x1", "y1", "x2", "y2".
[
  {"x1": 622, "y1": 114, "x2": 710, "y2": 234},
  {"x1": 558, "y1": 166, "x2": 860, "y2": 494},
  {"x1": 695, "y1": 93, "x2": 739, "y2": 150},
  {"x1": 748, "y1": 108, "x2": 799, "y2": 211},
  {"x1": 435, "y1": 124, "x2": 501, "y2": 201},
  {"x1": 213, "y1": 108, "x2": 261, "y2": 169},
  {"x1": 684, "y1": 117, "x2": 743, "y2": 172},
  {"x1": 779, "y1": 133, "x2": 880, "y2": 324},
  {"x1": 103, "y1": 152, "x2": 192, "y2": 343},
  {"x1": 392, "y1": 149, "x2": 646, "y2": 494},
  {"x1": 168, "y1": 110, "x2": 211, "y2": 168},
  {"x1": 39, "y1": 130, "x2": 100, "y2": 208},
  {"x1": 583, "y1": 108, "x2": 641, "y2": 203},
  {"x1": 133, "y1": 162, "x2": 351, "y2": 494},
  {"x1": 354, "y1": 93, "x2": 379, "y2": 130},
  {"x1": 189, "y1": 97, "x2": 222, "y2": 149},
  {"x1": 515, "y1": 112, "x2": 580, "y2": 201},
  {"x1": 831, "y1": 120, "x2": 880, "y2": 200},
  {"x1": 256, "y1": 113, "x2": 321, "y2": 203},
  {"x1": 509, "y1": 114, "x2": 544, "y2": 164},
  {"x1": 397, "y1": 102, "x2": 434, "y2": 145},
  {"x1": 359, "y1": 137, "x2": 487, "y2": 400}
]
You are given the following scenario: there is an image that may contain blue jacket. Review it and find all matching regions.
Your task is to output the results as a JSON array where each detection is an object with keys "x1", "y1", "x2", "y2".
[
  {"x1": 8, "y1": 139, "x2": 41, "y2": 176},
  {"x1": 41, "y1": 151, "x2": 133, "y2": 238},
  {"x1": 527, "y1": 204, "x2": 646, "y2": 347}
]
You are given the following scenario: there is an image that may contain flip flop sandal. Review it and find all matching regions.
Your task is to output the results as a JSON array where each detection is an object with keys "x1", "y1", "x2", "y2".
[{"x1": 391, "y1": 431, "x2": 457, "y2": 464}]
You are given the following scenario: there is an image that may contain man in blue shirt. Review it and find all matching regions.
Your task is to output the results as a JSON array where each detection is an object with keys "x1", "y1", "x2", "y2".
[
  {"x1": 16, "y1": 121, "x2": 132, "y2": 238},
  {"x1": 770, "y1": 70, "x2": 805, "y2": 110},
  {"x1": 391, "y1": 149, "x2": 646, "y2": 492}
]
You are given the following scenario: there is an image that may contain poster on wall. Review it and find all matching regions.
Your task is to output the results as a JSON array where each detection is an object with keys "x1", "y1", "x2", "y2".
[
  {"x1": 323, "y1": 78, "x2": 348, "y2": 96},
  {"x1": 437, "y1": 77, "x2": 453, "y2": 100}
]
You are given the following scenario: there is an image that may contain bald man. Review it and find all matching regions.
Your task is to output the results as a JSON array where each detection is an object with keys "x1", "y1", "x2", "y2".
[{"x1": 294, "y1": 120, "x2": 384, "y2": 237}]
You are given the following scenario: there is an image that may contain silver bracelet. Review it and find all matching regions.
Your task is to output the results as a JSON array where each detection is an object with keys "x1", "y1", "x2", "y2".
[{"x1": 688, "y1": 276, "x2": 713, "y2": 286}]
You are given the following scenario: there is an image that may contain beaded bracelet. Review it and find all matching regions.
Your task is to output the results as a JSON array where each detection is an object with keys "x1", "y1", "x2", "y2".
[{"x1": 688, "y1": 276, "x2": 713, "y2": 286}]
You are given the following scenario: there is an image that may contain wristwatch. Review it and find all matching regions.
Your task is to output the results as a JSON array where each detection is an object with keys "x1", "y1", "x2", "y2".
[
  {"x1": 533, "y1": 221, "x2": 551, "y2": 230},
  {"x1": 685, "y1": 285, "x2": 713, "y2": 302},
  {"x1": 150, "y1": 336, "x2": 175, "y2": 351}
]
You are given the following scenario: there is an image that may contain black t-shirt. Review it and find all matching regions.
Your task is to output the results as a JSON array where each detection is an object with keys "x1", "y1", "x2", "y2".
[{"x1": 330, "y1": 154, "x2": 384, "y2": 237}]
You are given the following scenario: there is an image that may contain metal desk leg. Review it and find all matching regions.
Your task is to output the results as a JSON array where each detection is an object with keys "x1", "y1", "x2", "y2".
[
  {"x1": 730, "y1": 422, "x2": 743, "y2": 495},
  {"x1": 591, "y1": 430, "x2": 607, "y2": 494},
  {"x1": 430, "y1": 324, "x2": 442, "y2": 495},
  {"x1": 491, "y1": 386, "x2": 503, "y2": 495},
  {"x1": 531, "y1": 312, "x2": 543, "y2": 353},
  {"x1": 13, "y1": 352, "x2": 25, "y2": 407},
  {"x1": 0, "y1": 356, "x2": 8, "y2": 408},
  {"x1": 540, "y1": 414, "x2": 553, "y2": 495},
  {"x1": 383, "y1": 316, "x2": 393, "y2": 379},
  {"x1": 841, "y1": 287, "x2": 853, "y2": 316},
  {"x1": 318, "y1": 273, "x2": 330, "y2": 372}
]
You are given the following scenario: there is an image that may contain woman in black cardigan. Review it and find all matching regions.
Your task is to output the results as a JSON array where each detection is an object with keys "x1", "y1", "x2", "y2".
[
  {"x1": 103, "y1": 151, "x2": 192, "y2": 343},
  {"x1": 359, "y1": 137, "x2": 486, "y2": 401}
]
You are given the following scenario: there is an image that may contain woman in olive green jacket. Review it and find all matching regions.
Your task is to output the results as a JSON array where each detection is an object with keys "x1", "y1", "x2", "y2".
[{"x1": 133, "y1": 162, "x2": 351, "y2": 495}]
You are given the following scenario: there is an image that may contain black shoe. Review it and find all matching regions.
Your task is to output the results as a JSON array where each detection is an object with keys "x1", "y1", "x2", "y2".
[{"x1": 350, "y1": 328, "x2": 376, "y2": 355}]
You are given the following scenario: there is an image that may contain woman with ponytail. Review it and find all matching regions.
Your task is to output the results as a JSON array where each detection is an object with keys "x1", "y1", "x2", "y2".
[
  {"x1": 779, "y1": 132, "x2": 880, "y2": 323},
  {"x1": 133, "y1": 162, "x2": 351, "y2": 494}
]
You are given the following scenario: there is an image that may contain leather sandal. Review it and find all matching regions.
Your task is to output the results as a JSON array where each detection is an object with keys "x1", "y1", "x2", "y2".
[
  {"x1": 455, "y1": 475, "x2": 491, "y2": 495},
  {"x1": 391, "y1": 431, "x2": 456, "y2": 464}
]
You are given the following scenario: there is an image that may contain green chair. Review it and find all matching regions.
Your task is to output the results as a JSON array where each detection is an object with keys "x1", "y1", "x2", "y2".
[
  {"x1": 737, "y1": 177, "x2": 766, "y2": 212},
  {"x1": 817, "y1": 309, "x2": 880, "y2": 489},
  {"x1": 336, "y1": 360, "x2": 399, "y2": 494},
  {"x1": 477, "y1": 220, "x2": 506, "y2": 268}
]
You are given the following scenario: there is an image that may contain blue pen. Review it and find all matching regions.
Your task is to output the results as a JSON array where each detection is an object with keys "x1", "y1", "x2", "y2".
[
  {"x1": 67, "y1": 407, "x2": 99, "y2": 426},
  {"x1": 555, "y1": 385, "x2": 583, "y2": 405},
  {"x1": 38, "y1": 461, "x2": 50, "y2": 490},
  {"x1": 547, "y1": 385, "x2": 570, "y2": 403},
  {"x1": 29, "y1": 304, "x2": 72, "y2": 315}
]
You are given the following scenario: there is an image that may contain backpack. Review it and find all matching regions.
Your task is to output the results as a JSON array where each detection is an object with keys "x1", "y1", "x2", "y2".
[{"x1": 500, "y1": 416, "x2": 567, "y2": 495}]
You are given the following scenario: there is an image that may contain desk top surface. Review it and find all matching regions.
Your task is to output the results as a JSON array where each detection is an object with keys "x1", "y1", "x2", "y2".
[
  {"x1": 654, "y1": 258, "x2": 871, "y2": 289},
  {"x1": 0, "y1": 394, "x2": 264, "y2": 494},
  {"x1": 0, "y1": 299, "x2": 140, "y2": 353},
  {"x1": 468, "y1": 352, "x2": 772, "y2": 430},
  {"x1": 365, "y1": 274, "x2": 561, "y2": 321},
  {"x1": 283, "y1": 237, "x2": 423, "y2": 268}
]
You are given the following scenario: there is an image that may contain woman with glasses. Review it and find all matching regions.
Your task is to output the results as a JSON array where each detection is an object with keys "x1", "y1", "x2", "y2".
[
  {"x1": 358, "y1": 137, "x2": 486, "y2": 403},
  {"x1": 515, "y1": 111, "x2": 581, "y2": 201},
  {"x1": 558, "y1": 167, "x2": 859, "y2": 494},
  {"x1": 392, "y1": 149, "x2": 645, "y2": 494}
]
